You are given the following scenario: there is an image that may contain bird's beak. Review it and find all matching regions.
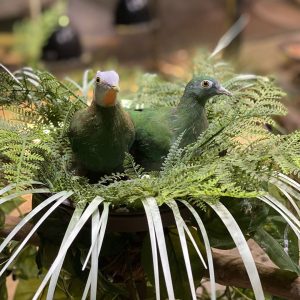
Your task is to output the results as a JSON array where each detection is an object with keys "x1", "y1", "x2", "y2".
[
  {"x1": 217, "y1": 85, "x2": 232, "y2": 96},
  {"x1": 113, "y1": 85, "x2": 120, "y2": 93}
]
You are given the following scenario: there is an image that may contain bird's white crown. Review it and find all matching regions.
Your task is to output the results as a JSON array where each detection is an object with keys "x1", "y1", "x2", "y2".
[{"x1": 96, "y1": 70, "x2": 119, "y2": 87}]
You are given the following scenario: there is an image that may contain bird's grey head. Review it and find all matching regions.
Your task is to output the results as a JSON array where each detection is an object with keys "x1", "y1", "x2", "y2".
[
  {"x1": 183, "y1": 76, "x2": 232, "y2": 105},
  {"x1": 94, "y1": 70, "x2": 120, "y2": 107}
]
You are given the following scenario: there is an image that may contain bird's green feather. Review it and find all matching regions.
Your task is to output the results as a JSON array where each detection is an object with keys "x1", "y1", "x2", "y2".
[
  {"x1": 69, "y1": 103, "x2": 135, "y2": 175},
  {"x1": 129, "y1": 75, "x2": 231, "y2": 170}
]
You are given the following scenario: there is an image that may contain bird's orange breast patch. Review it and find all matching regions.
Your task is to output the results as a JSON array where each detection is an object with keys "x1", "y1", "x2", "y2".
[{"x1": 103, "y1": 90, "x2": 117, "y2": 107}]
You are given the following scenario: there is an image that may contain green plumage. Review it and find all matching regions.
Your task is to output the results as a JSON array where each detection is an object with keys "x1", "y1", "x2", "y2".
[
  {"x1": 129, "y1": 107, "x2": 173, "y2": 170},
  {"x1": 173, "y1": 93, "x2": 209, "y2": 147},
  {"x1": 129, "y1": 76, "x2": 231, "y2": 170},
  {"x1": 69, "y1": 103, "x2": 135, "y2": 176}
]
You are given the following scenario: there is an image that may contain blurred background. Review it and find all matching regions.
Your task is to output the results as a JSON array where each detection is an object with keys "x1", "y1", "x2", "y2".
[
  {"x1": 1, "y1": 0, "x2": 300, "y2": 105},
  {"x1": 1, "y1": 0, "x2": 300, "y2": 298},
  {"x1": 1, "y1": 1, "x2": 300, "y2": 129}
]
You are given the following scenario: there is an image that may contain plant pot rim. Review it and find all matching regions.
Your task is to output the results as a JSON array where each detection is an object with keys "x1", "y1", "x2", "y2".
[{"x1": 33, "y1": 193, "x2": 193, "y2": 233}]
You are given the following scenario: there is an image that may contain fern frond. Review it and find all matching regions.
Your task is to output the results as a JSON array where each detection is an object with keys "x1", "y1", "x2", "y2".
[
  {"x1": 123, "y1": 153, "x2": 144, "y2": 179},
  {"x1": 98, "y1": 173, "x2": 126, "y2": 185},
  {"x1": 132, "y1": 73, "x2": 184, "y2": 108},
  {"x1": 0, "y1": 128, "x2": 52, "y2": 189},
  {"x1": 161, "y1": 132, "x2": 184, "y2": 175}
]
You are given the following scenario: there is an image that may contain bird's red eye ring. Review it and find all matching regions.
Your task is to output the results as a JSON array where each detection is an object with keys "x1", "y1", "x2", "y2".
[
  {"x1": 201, "y1": 80, "x2": 212, "y2": 89},
  {"x1": 96, "y1": 77, "x2": 100, "y2": 83}
]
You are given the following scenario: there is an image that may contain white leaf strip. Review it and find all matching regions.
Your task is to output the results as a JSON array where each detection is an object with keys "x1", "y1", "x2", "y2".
[
  {"x1": 180, "y1": 200, "x2": 216, "y2": 300},
  {"x1": 258, "y1": 196, "x2": 300, "y2": 239},
  {"x1": 0, "y1": 188, "x2": 50, "y2": 205},
  {"x1": 278, "y1": 187, "x2": 300, "y2": 218},
  {"x1": 65, "y1": 77, "x2": 82, "y2": 92},
  {"x1": 261, "y1": 194, "x2": 300, "y2": 229},
  {"x1": 81, "y1": 202, "x2": 110, "y2": 300},
  {"x1": 146, "y1": 197, "x2": 175, "y2": 300},
  {"x1": 82, "y1": 212, "x2": 104, "y2": 271},
  {"x1": 208, "y1": 202, "x2": 264, "y2": 300},
  {"x1": 0, "y1": 181, "x2": 44, "y2": 196},
  {"x1": 0, "y1": 191, "x2": 73, "y2": 277},
  {"x1": 278, "y1": 173, "x2": 300, "y2": 192},
  {"x1": 270, "y1": 177, "x2": 300, "y2": 204},
  {"x1": 142, "y1": 199, "x2": 160, "y2": 300},
  {"x1": 182, "y1": 222, "x2": 207, "y2": 268},
  {"x1": 168, "y1": 200, "x2": 197, "y2": 300},
  {"x1": 0, "y1": 191, "x2": 68, "y2": 253},
  {"x1": 91, "y1": 209, "x2": 101, "y2": 300},
  {"x1": 0, "y1": 63, "x2": 21, "y2": 83},
  {"x1": 46, "y1": 204, "x2": 85, "y2": 300},
  {"x1": 33, "y1": 196, "x2": 104, "y2": 300},
  {"x1": 210, "y1": 14, "x2": 249, "y2": 58}
]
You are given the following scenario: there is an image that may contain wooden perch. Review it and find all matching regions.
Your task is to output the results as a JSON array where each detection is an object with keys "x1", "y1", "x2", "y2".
[
  {"x1": 2, "y1": 216, "x2": 40, "y2": 245},
  {"x1": 207, "y1": 249, "x2": 300, "y2": 300},
  {"x1": 1, "y1": 216, "x2": 300, "y2": 299}
]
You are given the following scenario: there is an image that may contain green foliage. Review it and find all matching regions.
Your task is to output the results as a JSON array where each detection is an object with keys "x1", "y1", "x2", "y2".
[
  {"x1": 1, "y1": 55, "x2": 300, "y2": 209},
  {"x1": 0, "y1": 241, "x2": 39, "y2": 292},
  {"x1": 132, "y1": 73, "x2": 184, "y2": 108},
  {"x1": 14, "y1": 277, "x2": 69, "y2": 300},
  {"x1": 254, "y1": 227, "x2": 300, "y2": 274},
  {"x1": 0, "y1": 275, "x2": 7, "y2": 300},
  {"x1": 13, "y1": 2, "x2": 66, "y2": 64},
  {"x1": 65, "y1": 69, "x2": 95, "y2": 102},
  {"x1": 1, "y1": 55, "x2": 300, "y2": 298},
  {"x1": 193, "y1": 50, "x2": 235, "y2": 81},
  {"x1": 198, "y1": 285, "x2": 258, "y2": 300},
  {"x1": 0, "y1": 67, "x2": 86, "y2": 191},
  {"x1": 161, "y1": 132, "x2": 185, "y2": 175},
  {"x1": 123, "y1": 153, "x2": 144, "y2": 179},
  {"x1": 0, "y1": 126, "x2": 52, "y2": 189},
  {"x1": 11, "y1": 245, "x2": 39, "y2": 279},
  {"x1": 0, "y1": 67, "x2": 86, "y2": 124},
  {"x1": 98, "y1": 172, "x2": 126, "y2": 185}
]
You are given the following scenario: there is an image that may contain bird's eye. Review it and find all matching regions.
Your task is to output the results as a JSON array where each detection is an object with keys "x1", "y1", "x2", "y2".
[
  {"x1": 96, "y1": 77, "x2": 100, "y2": 83},
  {"x1": 200, "y1": 80, "x2": 213, "y2": 89}
]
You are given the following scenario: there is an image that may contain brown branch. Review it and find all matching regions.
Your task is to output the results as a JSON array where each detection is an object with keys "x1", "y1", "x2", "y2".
[
  {"x1": 208, "y1": 249, "x2": 300, "y2": 300},
  {"x1": 1, "y1": 217, "x2": 300, "y2": 299},
  {"x1": 1, "y1": 216, "x2": 40, "y2": 246}
]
